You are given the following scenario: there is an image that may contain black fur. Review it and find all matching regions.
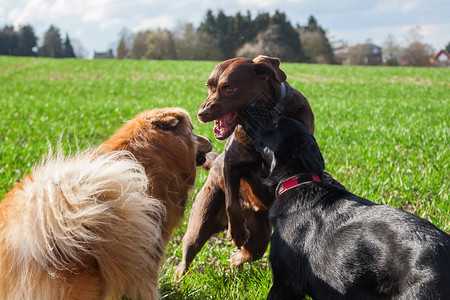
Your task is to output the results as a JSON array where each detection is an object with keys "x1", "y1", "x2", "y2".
[{"x1": 239, "y1": 107, "x2": 450, "y2": 299}]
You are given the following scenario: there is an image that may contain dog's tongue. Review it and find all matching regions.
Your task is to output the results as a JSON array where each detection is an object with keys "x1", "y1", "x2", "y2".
[{"x1": 213, "y1": 112, "x2": 238, "y2": 140}]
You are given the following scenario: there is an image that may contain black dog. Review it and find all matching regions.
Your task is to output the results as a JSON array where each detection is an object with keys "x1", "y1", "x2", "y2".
[{"x1": 239, "y1": 102, "x2": 450, "y2": 299}]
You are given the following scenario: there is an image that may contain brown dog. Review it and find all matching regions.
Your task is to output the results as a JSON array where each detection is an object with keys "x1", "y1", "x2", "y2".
[
  {"x1": 99, "y1": 108, "x2": 213, "y2": 245},
  {"x1": 176, "y1": 56, "x2": 343, "y2": 278},
  {"x1": 0, "y1": 108, "x2": 212, "y2": 300}
]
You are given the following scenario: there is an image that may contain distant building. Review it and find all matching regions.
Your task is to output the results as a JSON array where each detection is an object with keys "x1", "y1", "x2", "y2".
[
  {"x1": 94, "y1": 49, "x2": 114, "y2": 59},
  {"x1": 430, "y1": 50, "x2": 449, "y2": 67},
  {"x1": 345, "y1": 43, "x2": 382, "y2": 66}
]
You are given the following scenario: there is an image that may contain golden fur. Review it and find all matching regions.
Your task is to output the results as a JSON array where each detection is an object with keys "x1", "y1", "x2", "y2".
[{"x1": 0, "y1": 107, "x2": 212, "y2": 300}]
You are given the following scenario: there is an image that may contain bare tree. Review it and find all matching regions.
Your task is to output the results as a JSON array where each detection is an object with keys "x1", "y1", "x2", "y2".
[
  {"x1": 401, "y1": 26, "x2": 434, "y2": 66},
  {"x1": 298, "y1": 28, "x2": 334, "y2": 64},
  {"x1": 173, "y1": 22, "x2": 222, "y2": 60},
  {"x1": 130, "y1": 31, "x2": 147, "y2": 59},
  {"x1": 347, "y1": 44, "x2": 368, "y2": 65},
  {"x1": 402, "y1": 41, "x2": 434, "y2": 66},
  {"x1": 236, "y1": 24, "x2": 299, "y2": 61},
  {"x1": 116, "y1": 27, "x2": 134, "y2": 59},
  {"x1": 382, "y1": 34, "x2": 402, "y2": 66},
  {"x1": 331, "y1": 40, "x2": 350, "y2": 65},
  {"x1": 144, "y1": 29, "x2": 177, "y2": 59}
]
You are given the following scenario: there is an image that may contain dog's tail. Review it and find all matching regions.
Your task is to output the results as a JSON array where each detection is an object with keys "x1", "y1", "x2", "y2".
[
  {"x1": 0, "y1": 150, "x2": 166, "y2": 299},
  {"x1": 201, "y1": 152, "x2": 220, "y2": 171}
]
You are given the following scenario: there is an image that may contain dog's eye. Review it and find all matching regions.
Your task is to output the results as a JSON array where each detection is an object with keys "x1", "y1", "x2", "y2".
[{"x1": 225, "y1": 87, "x2": 236, "y2": 94}]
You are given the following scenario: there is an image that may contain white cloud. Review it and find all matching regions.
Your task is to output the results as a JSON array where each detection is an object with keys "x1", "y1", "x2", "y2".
[
  {"x1": 8, "y1": 0, "x2": 48, "y2": 26},
  {"x1": 99, "y1": 18, "x2": 122, "y2": 30},
  {"x1": 237, "y1": 0, "x2": 278, "y2": 8},
  {"x1": 132, "y1": 15, "x2": 176, "y2": 31},
  {"x1": 7, "y1": 0, "x2": 123, "y2": 26}
]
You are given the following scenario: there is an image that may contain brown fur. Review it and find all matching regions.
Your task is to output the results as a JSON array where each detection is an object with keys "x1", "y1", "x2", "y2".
[
  {"x1": 0, "y1": 107, "x2": 212, "y2": 299},
  {"x1": 176, "y1": 56, "x2": 343, "y2": 279},
  {"x1": 99, "y1": 108, "x2": 212, "y2": 244}
]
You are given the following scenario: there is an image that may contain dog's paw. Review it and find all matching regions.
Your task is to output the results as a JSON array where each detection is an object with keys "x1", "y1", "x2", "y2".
[
  {"x1": 174, "y1": 263, "x2": 186, "y2": 282},
  {"x1": 230, "y1": 251, "x2": 249, "y2": 268},
  {"x1": 228, "y1": 226, "x2": 250, "y2": 248}
]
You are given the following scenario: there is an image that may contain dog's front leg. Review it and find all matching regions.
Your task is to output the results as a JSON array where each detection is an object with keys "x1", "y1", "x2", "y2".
[{"x1": 223, "y1": 162, "x2": 250, "y2": 248}]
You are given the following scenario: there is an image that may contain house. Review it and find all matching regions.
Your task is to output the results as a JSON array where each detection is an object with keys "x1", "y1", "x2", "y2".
[
  {"x1": 94, "y1": 49, "x2": 114, "y2": 59},
  {"x1": 345, "y1": 43, "x2": 382, "y2": 66},
  {"x1": 364, "y1": 43, "x2": 382, "y2": 65},
  {"x1": 430, "y1": 50, "x2": 449, "y2": 67}
]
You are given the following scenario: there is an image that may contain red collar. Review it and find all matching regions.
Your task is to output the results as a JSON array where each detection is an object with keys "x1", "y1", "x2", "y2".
[{"x1": 276, "y1": 174, "x2": 322, "y2": 196}]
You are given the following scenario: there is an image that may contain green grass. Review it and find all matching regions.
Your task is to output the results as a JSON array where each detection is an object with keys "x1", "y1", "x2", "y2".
[{"x1": 1, "y1": 56, "x2": 448, "y2": 299}]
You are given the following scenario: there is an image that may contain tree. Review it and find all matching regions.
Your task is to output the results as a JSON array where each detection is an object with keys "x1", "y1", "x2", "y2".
[
  {"x1": 130, "y1": 29, "x2": 177, "y2": 60},
  {"x1": 270, "y1": 10, "x2": 306, "y2": 62},
  {"x1": 198, "y1": 10, "x2": 291, "y2": 60},
  {"x1": 144, "y1": 29, "x2": 177, "y2": 59},
  {"x1": 117, "y1": 37, "x2": 128, "y2": 59},
  {"x1": 173, "y1": 22, "x2": 222, "y2": 60},
  {"x1": 18, "y1": 25, "x2": 37, "y2": 56},
  {"x1": 0, "y1": 25, "x2": 37, "y2": 57},
  {"x1": 306, "y1": 15, "x2": 319, "y2": 31},
  {"x1": 0, "y1": 26, "x2": 18, "y2": 55},
  {"x1": 382, "y1": 34, "x2": 402, "y2": 66},
  {"x1": 63, "y1": 34, "x2": 76, "y2": 58},
  {"x1": 237, "y1": 10, "x2": 305, "y2": 62},
  {"x1": 402, "y1": 41, "x2": 434, "y2": 66},
  {"x1": 116, "y1": 27, "x2": 134, "y2": 59},
  {"x1": 70, "y1": 38, "x2": 88, "y2": 58},
  {"x1": 347, "y1": 44, "x2": 369, "y2": 65},
  {"x1": 39, "y1": 25, "x2": 63, "y2": 58},
  {"x1": 332, "y1": 40, "x2": 350, "y2": 65},
  {"x1": 237, "y1": 24, "x2": 285, "y2": 59},
  {"x1": 401, "y1": 26, "x2": 434, "y2": 66},
  {"x1": 298, "y1": 15, "x2": 335, "y2": 64},
  {"x1": 130, "y1": 31, "x2": 147, "y2": 59},
  {"x1": 445, "y1": 41, "x2": 450, "y2": 53}
]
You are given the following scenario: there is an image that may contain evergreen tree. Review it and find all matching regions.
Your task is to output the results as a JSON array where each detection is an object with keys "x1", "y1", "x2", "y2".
[
  {"x1": 0, "y1": 26, "x2": 18, "y2": 55},
  {"x1": 298, "y1": 15, "x2": 335, "y2": 64},
  {"x1": 306, "y1": 15, "x2": 319, "y2": 31},
  {"x1": 445, "y1": 42, "x2": 450, "y2": 53},
  {"x1": 18, "y1": 25, "x2": 37, "y2": 56},
  {"x1": 39, "y1": 25, "x2": 64, "y2": 58},
  {"x1": 270, "y1": 10, "x2": 305, "y2": 62},
  {"x1": 198, "y1": 10, "x2": 305, "y2": 61},
  {"x1": 199, "y1": 10, "x2": 217, "y2": 36},
  {"x1": 63, "y1": 34, "x2": 76, "y2": 58}
]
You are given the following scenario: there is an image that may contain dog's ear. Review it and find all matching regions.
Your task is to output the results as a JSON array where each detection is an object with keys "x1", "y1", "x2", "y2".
[
  {"x1": 252, "y1": 55, "x2": 287, "y2": 83},
  {"x1": 150, "y1": 115, "x2": 180, "y2": 130}
]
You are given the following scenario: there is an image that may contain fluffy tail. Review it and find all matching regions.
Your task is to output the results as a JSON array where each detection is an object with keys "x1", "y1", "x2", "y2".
[{"x1": 0, "y1": 150, "x2": 166, "y2": 299}]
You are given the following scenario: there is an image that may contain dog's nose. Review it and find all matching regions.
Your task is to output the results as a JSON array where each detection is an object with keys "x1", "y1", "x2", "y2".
[{"x1": 197, "y1": 107, "x2": 212, "y2": 123}]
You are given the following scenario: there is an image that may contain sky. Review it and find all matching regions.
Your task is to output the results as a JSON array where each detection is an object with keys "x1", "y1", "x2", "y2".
[{"x1": 1, "y1": 0, "x2": 449, "y2": 58}]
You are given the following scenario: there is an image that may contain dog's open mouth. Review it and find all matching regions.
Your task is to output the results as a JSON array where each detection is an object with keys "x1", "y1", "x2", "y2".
[{"x1": 213, "y1": 112, "x2": 238, "y2": 140}]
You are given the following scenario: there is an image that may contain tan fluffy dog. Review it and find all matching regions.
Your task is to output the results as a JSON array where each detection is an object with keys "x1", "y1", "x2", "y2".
[{"x1": 0, "y1": 107, "x2": 212, "y2": 300}]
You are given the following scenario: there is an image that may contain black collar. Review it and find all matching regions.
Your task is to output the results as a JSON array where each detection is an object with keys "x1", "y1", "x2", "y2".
[{"x1": 271, "y1": 82, "x2": 295, "y2": 117}]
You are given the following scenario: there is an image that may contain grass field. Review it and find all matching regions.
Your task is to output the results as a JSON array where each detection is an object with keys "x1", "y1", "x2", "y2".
[{"x1": 0, "y1": 56, "x2": 448, "y2": 299}]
